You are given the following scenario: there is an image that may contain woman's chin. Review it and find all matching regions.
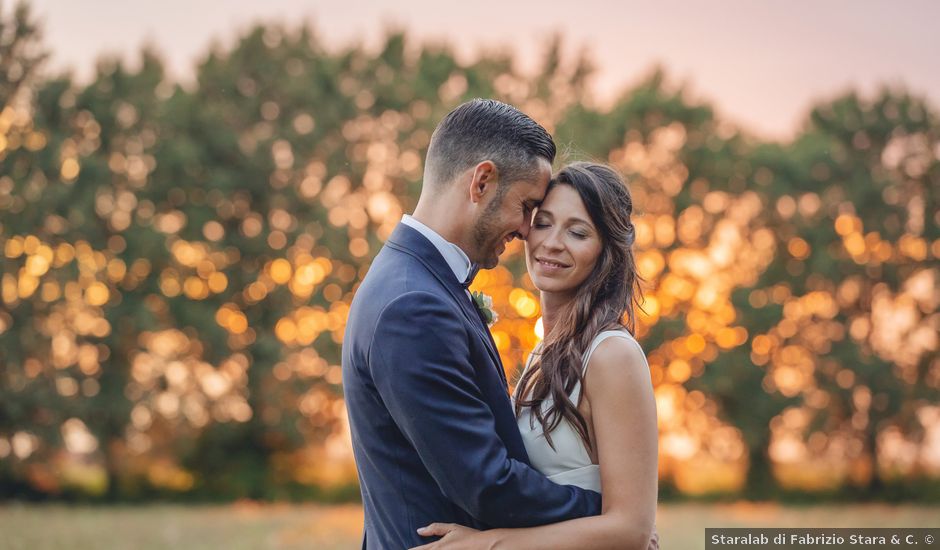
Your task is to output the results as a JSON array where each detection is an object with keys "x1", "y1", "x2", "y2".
[{"x1": 531, "y1": 278, "x2": 573, "y2": 295}]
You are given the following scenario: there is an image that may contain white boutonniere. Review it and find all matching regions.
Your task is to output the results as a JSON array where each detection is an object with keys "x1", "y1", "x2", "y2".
[{"x1": 471, "y1": 291, "x2": 498, "y2": 327}]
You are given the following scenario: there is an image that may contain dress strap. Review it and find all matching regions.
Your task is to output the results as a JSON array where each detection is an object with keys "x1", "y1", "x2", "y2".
[
  {"x1": 580, "y1": 329, "x2": 639, "y2": 376},
  {"x1": 568, "y1": 330, "x2": 641, "y2": 404},
  {"x1": 517, "y1": 330, "x2": 641, "y2": 403}
]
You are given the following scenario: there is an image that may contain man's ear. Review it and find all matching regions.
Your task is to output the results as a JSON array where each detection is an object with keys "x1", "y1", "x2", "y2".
[{"x1": 468, "y1": 160, "x2": 498, "y2": 204}]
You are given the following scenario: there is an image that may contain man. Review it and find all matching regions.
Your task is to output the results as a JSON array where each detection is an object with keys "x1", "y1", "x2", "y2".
[{"x1": 342, "y1": 99, "x2": 602, "y2": 548}]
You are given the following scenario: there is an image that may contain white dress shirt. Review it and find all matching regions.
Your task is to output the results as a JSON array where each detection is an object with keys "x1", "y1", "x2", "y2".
[{"x1": 401, "y1": 215, "x2": 475, "y2": 293}]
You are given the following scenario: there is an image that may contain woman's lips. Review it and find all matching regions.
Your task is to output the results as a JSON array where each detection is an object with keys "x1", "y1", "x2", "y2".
[{"x1": 536, "y1": 257, "x2": 570, "y2": 272}]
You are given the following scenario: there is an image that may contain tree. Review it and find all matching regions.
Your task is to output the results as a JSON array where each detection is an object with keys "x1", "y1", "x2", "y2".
[{"x1": 1, "y1": 8, "x2": 937, "y2": 500}]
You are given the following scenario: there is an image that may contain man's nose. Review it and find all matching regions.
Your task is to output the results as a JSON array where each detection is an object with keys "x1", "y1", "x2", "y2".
[{"x1": 518, "y1": 214, "x2": 533, "y2": 240}]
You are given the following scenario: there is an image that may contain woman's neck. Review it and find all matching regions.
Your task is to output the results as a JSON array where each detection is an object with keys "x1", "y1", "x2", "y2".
[{"x1": 539, "y1": 290, "x2": 575, "y2": 337}]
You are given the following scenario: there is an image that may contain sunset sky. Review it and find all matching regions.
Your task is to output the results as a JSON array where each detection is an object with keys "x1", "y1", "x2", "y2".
[{"x1": 24, "y1": 0, "x2": 940, "y2": 139}]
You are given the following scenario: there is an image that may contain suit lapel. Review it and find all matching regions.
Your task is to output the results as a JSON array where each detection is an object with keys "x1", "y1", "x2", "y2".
[
  {"x1": 385, "y1": 223, "x2": 508, "y2": 389},
  {"x1": 460, "y1": 290, "x2": 508, "y2": 387}
]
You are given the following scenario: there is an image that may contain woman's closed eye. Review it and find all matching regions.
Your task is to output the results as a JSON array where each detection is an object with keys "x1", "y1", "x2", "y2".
[{"x1": 532, "y1": 221, "x2": 589, "y2": 239}]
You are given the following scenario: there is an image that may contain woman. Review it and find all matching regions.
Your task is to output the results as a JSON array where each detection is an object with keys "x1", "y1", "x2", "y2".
[{"x1": 412, "y1": 162, "x2": 660, "y2": 549}]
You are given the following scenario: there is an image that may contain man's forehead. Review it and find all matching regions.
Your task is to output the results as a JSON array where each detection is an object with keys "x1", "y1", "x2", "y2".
[
  {"x1": 536, "y1": 157, "x2": 553, "y2": 178},
  {"x1": 509, "y1": 158, "x2": 552, "y2": 200},
  {"x1": 519, "y1": 178, "x2": 548, "y2": 202},
  {"x1": 530, "y1": 158, "x2": 553, "y2": 192}
]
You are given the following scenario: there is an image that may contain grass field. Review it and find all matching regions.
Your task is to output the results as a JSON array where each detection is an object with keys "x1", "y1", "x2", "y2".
[{"x1": 0, "y1": 502, "x2": 937, "y2": 549}]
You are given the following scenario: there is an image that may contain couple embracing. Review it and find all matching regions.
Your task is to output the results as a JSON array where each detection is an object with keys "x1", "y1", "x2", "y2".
[{"x1": 342, "y1": 99, "x2": 660, "y2": 549}]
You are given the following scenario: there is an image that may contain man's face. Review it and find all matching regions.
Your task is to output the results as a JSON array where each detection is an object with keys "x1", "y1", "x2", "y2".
[{"x1": 471, "y1": 158, "x2": 552, "y2": 269}]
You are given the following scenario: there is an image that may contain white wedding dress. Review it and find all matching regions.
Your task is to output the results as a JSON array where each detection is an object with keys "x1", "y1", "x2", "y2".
[{"x1": 514, "y1": 329, "x2": 660, "y2": 549}]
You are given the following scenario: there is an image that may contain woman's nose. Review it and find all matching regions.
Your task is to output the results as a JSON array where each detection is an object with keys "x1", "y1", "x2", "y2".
[{"x1": 543, "y1": 229, "x2": 564, "y2": 250}]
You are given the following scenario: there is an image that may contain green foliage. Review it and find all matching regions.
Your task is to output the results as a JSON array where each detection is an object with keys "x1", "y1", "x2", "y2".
[{"x1": 0, "y1": 5, "x2": 937, "y2": 501}]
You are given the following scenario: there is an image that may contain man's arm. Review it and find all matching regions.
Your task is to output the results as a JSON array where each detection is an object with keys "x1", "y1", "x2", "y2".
[
  {"x1": 370, "y1": 291, "x2": 601, "y2": 527},
  {"x1": 412, "y1": 336, "x2": 659, "y2": 550}
]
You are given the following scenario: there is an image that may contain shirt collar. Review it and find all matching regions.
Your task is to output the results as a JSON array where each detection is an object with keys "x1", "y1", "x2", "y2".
[{"x1": 401, "y1": 215, "x2": 473, "y2": 284}]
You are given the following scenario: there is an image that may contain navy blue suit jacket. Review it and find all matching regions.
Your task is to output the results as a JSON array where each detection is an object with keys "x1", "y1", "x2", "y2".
[{"x1": 342, "y1": 223, "x2": 602, "y2": 549}]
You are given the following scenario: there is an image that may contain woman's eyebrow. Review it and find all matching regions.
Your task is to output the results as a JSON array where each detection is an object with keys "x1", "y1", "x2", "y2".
[{"x1": 565, "y1": 215, "x2": 593, "y2": 226}]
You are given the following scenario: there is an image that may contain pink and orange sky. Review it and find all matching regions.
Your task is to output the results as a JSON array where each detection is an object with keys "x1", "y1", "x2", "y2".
[{"x1": 26, "y1": 0, "x2": 940, "y2": 139}]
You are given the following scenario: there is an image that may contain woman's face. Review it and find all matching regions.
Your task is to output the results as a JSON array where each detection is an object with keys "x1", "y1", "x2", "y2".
[{"x1": 525, "y1": 184, "x2": 603, "y2": 298}]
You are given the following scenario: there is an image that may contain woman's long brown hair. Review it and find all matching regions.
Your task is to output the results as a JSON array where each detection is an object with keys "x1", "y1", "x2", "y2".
[{"x1": 514, "y1": 162, "x2": 642, "y2": 453}]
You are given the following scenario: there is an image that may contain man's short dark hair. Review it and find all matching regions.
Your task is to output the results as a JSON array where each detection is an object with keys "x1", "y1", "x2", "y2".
[{"x1": 424, "y1": 99, "x2": 556, "y2": 191}]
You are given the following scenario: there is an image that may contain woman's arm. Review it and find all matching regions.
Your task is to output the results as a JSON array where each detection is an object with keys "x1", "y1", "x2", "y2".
[{"x1": 412, "y1": 336, "x2": 659, "y2": 550}]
